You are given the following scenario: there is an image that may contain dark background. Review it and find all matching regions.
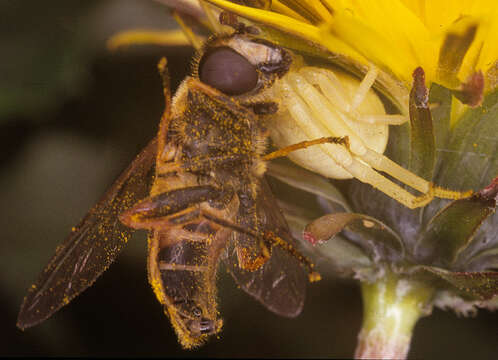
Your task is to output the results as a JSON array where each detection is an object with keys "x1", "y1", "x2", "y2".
[{"x1": 1, "y1": 0, "x2": 497, "y2": 357}]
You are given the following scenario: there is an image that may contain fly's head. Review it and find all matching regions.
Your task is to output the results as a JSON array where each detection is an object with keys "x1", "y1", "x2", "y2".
[
  {"x1": 191, "y1": 31, "x2": 292, "y2": 113},
  {"x1": 169, "y1": 298, "x2": 222, "y2": 349}
]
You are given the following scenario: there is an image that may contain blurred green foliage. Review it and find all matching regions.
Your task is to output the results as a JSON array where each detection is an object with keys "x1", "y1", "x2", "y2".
[{"x1": 0, "y1": 1, "x2": 98, "y2": 120}]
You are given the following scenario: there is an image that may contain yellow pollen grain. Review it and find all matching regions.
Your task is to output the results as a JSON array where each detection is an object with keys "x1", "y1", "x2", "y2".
[{"x1": 362, "y1": 220, "x2": 375, "y2": 228}]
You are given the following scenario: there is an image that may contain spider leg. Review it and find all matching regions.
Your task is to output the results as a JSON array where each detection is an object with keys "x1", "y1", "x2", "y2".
[{"x1": 274, "y1": 73, "x2": 471, "y2": 208}]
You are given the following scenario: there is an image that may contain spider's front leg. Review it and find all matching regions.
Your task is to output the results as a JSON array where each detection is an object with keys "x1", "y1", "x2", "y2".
[{"x1": 269, "y1": 65, "x2": 471, "y2": 209}]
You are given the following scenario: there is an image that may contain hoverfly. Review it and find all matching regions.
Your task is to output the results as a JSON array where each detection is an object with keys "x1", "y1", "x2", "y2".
[{"x1": 17, "y1": 20, "x2": 335, "y2": 348}]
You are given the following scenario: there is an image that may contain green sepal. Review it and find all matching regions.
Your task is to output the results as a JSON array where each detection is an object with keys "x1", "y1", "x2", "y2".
[
  {"x1": 267, "y1": 159, "x2": 352, "y2": 212},
  {"x1": 429, "y1": 84, "x2": 453, "y2": 157},
  {"x1": 308, "y1": 234, "x2": 374, "y2": 279},
  {"x1": 415, "y1": 182, "x2": 497, "y2": 267},
  {"x1": 276, "y1": 193, "x2": 372, "y2": 279},
  {"x1": 415, "y1": 266, "x2": 498, "y2": 301},
  {"x1": 434, "y1": 88, "x2": 498, "y2": 192},
  {"x1": 466, "y1": 247, "x2": 498, "y2": 271},
  {"x1": 409, "y1": 68, "x2": 436, "y2": 180},
  {"x1": 304, "y1": 213, "x2": 404, "y2": 264}
]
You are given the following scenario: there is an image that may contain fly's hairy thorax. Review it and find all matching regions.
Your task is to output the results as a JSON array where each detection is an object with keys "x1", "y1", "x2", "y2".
[
  {"x1": 152, "y1": 78, "x2": 269, "y2": 201},
  {"x1": 180, "y1": 83, "x2": 267, "y2": 181}
]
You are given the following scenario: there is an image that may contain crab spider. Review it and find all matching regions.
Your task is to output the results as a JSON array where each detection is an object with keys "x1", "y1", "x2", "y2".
[{"x1": 268, "y1": 65, "x2": 469, "y2": 209}]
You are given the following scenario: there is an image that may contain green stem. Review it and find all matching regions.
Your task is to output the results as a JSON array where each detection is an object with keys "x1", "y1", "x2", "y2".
[{"x1": 355, "y1": 272, "x2": 434, "y2": 359}]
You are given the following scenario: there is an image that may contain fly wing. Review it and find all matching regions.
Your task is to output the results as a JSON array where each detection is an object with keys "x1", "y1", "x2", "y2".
[
  {"x1": 224, "y1": 178, "x2": 307, "y2": 318},
  {"x1": 17, "y1": 138, "x2": 157, "y2": 329}
]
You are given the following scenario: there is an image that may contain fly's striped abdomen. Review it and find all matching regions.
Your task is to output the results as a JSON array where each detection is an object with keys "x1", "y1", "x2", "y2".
[
  {"x1": 148, "y1": 213, "x2": 228, "y2": 348},
  {"x1": 159, "y1": 223, "x2": 212, "y2": 300}
]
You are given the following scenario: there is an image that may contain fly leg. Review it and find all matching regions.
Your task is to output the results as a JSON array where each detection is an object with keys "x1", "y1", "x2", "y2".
[
  {"x1": 263, "y1": 136, "x2": 350, "y2": 161},
  {"x1": 119, "y1": 185, "x2": 221, "y2": 230},
  {"x1": 157, "y1": 57, "x2": 173, "y2": 156},
  {"x1": 200, "y1": 209, "x2": 320, "y2": 282}
]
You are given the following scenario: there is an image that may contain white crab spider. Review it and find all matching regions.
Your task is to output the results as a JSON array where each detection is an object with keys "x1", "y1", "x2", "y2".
[{"x1": 268, "y1": 64, "x2": 466, "y2": 209}]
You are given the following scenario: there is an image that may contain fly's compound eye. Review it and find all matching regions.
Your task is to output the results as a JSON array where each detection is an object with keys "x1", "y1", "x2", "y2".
[{"x1": 199, "y1": 47, "x2": 258, "y2": 95}]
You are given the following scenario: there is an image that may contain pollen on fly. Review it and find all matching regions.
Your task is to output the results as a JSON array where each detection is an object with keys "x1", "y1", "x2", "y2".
[{"x1": 17, "y1": 19, "x2": 335, "y2": 349}]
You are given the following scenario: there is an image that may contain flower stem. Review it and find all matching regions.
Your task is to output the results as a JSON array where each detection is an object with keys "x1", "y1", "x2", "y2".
[{"x1": 355, "y1": 272, "x2": 434, "y2": 359}]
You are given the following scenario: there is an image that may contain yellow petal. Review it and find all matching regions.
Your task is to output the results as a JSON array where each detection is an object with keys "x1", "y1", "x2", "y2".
[
  {"x1": 472, "y1": 5, "x2": 498, "y2": 77},
  {"x1": 205, "y1": 0, "x2": 321, "y2": 42},
  {"x1": 320, "y1": 1, "x2": 437, "y2": 85},
  {"x1": 320, "y1": 12, "x2": 415, "y2": 84},
  {"x1": 276, "y1": 0, "x2": 333, "y2": 23},
  {"x1": 271, "y1": 0, "x2": 311, "y2": 23},
  {"x1": 205, "y1": 0, "x2": 365, "y2": 63}
]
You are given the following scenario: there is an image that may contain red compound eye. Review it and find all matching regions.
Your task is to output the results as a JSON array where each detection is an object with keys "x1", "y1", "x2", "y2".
[{"x1": 199, "y1": 47, "x2": 258, "y2": 96}]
